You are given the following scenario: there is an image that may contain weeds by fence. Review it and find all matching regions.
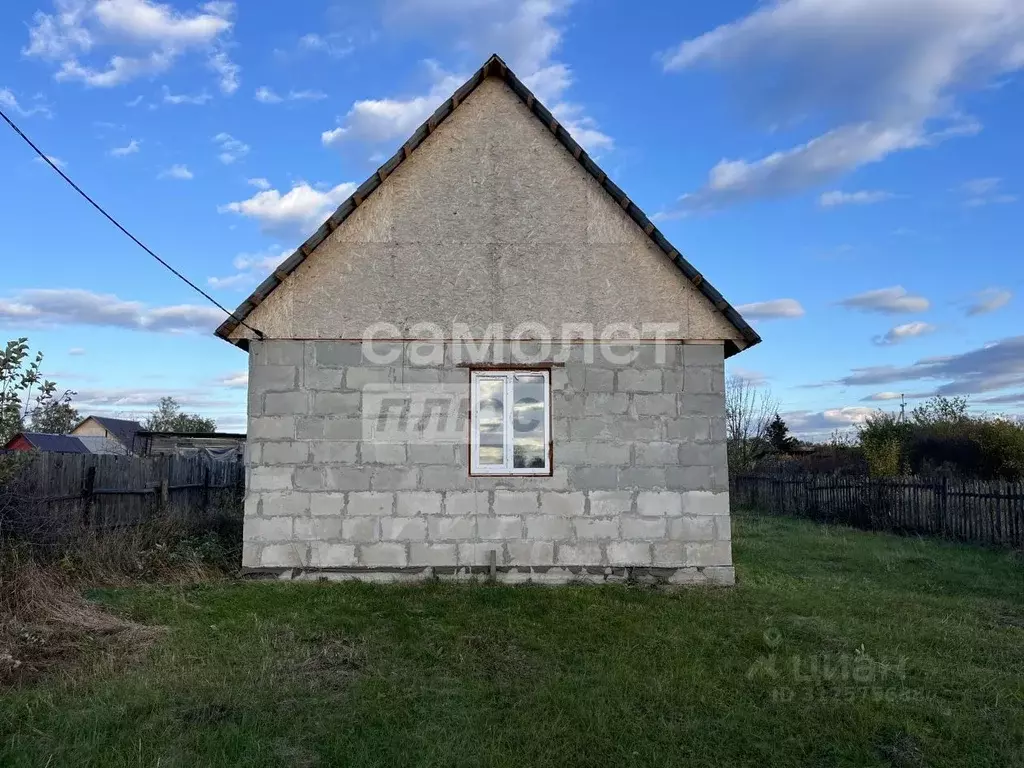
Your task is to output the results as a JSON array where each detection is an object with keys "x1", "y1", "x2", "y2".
[
  {"x1": 731, "y1": 473, "x2": 1024, "y2": 548},
  {"x1": 0, "y1": 452, "x2": 244, "y2": 546}
]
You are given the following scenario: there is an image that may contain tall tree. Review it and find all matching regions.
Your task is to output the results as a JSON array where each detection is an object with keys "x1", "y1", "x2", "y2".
[
  {"x1": 28, "y1": 380, "x2": 79, "y2": 435},
  {"x1": 1, "y1": 338, "x2": 75, "y2": 443},
  {"x1": 144, "y1": 397, "x2": 216, "y2": 433},
  {"x1": 725, "y1": 375, "x2": 779, "y2": 472},
  {"x1": 766, "y1": 412, "x2": 798, "y2": 454}
]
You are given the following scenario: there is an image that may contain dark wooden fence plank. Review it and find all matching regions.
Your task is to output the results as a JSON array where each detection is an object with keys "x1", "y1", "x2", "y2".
[
  {"x1": 731, "y1": 473, "x2": 1024, "y2": 549},
  {"x1": 0, "y1": 453, "x2": 244, "y2": 543}
]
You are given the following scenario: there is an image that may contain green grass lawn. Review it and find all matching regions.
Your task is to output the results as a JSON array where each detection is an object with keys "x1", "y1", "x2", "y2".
[{"x1": 2, "y1": 514, "x2": 1023, "y2": 768}]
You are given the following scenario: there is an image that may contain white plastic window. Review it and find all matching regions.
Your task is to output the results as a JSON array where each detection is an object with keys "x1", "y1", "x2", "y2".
[{"x1": 470, "y1": 370, "x2": 550, "y2": 475}]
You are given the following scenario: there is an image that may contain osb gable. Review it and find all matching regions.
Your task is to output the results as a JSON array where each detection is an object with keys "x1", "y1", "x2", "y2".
[{"x1": 229, "y1": 76, "x2": 744, "y2": 344}]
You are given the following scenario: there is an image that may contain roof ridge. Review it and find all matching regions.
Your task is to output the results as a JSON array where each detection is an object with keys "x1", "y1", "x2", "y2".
[{"x1": 214, "y1": 53, "x2": 760, "y2": 357}]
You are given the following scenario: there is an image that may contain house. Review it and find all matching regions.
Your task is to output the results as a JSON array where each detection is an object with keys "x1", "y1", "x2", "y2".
[
  {"x1": 214, "y1": 54, "x2": 760, "y2": 585},
  {"x1": 71, "y1": 416, "x2": 142, "y2": 455},
  {"x1": 4, "y1": 432, "x2": 92, "y2": 453}
]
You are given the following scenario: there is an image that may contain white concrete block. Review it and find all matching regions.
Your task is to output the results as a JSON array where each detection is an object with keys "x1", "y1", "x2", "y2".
[
  {"x1": 428, "y1": 515, "x2": 475, "y2": 540},
  {"x1": 246, "y1": 516, "x2": 292, "y2": 542},
  {"x1": 526, "y1": 515, "x2": 571, "y2": 540},
  {"x1": 506, "y1": 540, "x2": 555, "y2": 566},
  {"x1": 540, "y1": 492, "x2": 585, "y2": 517},
  {"x1": 309, "y1": 542, "x2": 357, "y2": 567},
  {"x1": 556, "y1": 542, "x2": 603, "y2": 565},
  {"x1": 348, "y1": 492, "x2": 393, "y2": 516},
  {"x1": 396, "y1": 492, "x2": 443, "y2": 517},
  {"x1": 681, "y1": 490, "x2": 730, "y2": 516},
  {"x1": 669, "y1": 516, "x2": 716, "y2": 542},
  {"x1": 477, "y1": 515, "x2": 523, "y2": 540},
  {"x1": 637, "y1": 491, "x2": 683, "y2": 517},
  {"x1": 588, "y1": 490, "x2": 632, "y2": 517},
  {"x1": 359, "y1": 542, "x2": 408, "y2": 567},
  {"x1": 620, "y1": 515, "x2": 666, "y2": 539},
  {"x1": 493, "y1": 491, "x2": 539, "y2": 516},
  {"x1": 342, "y1": 517, "x2": 379, "y2": 542},
  {"x1": 573, "y1": 518, "x2": 618, "y2": 540},
  {"x1": 607, "y1": 541, "x2": 651, "y2": 565},
  {"x1": 380, "y1": 516, "x2": 428, "y2": 541},
  {"x1": 445, "y1": 491, "x2": 490, "y2": 516},
  {"x1": 409, "y1": 542, "x2": 458, "y2": 566}
]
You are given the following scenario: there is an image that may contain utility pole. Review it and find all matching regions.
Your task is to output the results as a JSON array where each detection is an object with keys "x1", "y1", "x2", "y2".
[{"x1": 899, "y1": 393, "x2": 906, "y2": 423}]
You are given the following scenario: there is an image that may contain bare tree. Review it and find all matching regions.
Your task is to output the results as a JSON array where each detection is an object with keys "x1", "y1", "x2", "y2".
[{"x1": 725, "y1": 374, "x2": 779, "y2": 472}]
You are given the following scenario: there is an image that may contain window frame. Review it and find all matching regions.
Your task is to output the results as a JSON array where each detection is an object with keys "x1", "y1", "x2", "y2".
[{"x1": 469, "y1": 368, "x2": 552, "y2": 476}]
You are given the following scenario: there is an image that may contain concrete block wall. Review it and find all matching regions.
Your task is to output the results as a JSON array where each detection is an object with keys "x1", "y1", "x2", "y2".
[{"x1": 243, "y1": 340, "x2": 733, "y2": 585}]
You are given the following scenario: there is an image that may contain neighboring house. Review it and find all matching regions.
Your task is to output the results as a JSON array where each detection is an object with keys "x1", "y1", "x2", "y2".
[
  {"x1": 4, "y1": 432, "x2": 92, "y2": 453},
  {"x1": 214, "y1": 55, "x2": 760, "y2": 585},
  {"x1": 134, "y1": 430, "x2": 245, "y2": 459},
  {"x1": 71, "y1": 416, "x2": 142, "y2": 455}
]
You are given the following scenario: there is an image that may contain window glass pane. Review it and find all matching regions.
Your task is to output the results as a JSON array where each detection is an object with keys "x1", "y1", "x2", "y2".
[
  {"x1": 512, "y1": 374, "x2": 546, "y2": 469},
  {"x1": 476, "y1": 377, "x2": 505, "y2": 466}
]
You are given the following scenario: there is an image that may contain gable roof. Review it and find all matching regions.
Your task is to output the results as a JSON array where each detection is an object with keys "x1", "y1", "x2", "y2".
[
  {"x1": 14, "y1": 433, "x2": 90, "y2": 453},
  {"x1": 76, "y1": 416, "x2": 143, "y2": 448},
  {"x1": 214, "y1": 53, "x2": 761, "y2": 357}
]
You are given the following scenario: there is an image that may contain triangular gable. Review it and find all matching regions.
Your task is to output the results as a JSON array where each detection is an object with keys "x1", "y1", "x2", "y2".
[{"x1": 214, "y1": 54, "x2": 760, "y2": 357}]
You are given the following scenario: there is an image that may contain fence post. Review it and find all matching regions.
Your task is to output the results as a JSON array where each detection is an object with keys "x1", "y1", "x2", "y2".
[
  {"x1": 939, "y1": 475, "x2": 948, "y2": 538},
  {"x1": 160, "y1": 455, "x2": 170, "y2": 513},
  {"x1": 81, "y1": 465, "x2": 96, "y2": 528}
]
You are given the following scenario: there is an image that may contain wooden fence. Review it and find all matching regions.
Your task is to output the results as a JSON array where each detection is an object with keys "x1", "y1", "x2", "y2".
[
  {"x1": 730, "y1": 473, "x2": 1024, "y2": 548},
  {"x1": 0, "y1": 452, "x2": 244, "y2": 544}
]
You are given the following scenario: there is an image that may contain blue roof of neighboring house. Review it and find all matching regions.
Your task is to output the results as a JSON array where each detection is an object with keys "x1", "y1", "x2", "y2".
[{"x1": 20, "y1": 433, "x2": 91, "y2": 453}]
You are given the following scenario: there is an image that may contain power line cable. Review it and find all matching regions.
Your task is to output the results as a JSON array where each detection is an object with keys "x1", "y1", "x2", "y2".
[{"x1": 0, "y1": 107, "x2": 265, "y2": 340}]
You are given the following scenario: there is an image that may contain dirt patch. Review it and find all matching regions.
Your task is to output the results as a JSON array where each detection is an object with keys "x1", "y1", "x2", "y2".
[{"x1": 0, "y1": 562, "x2": 162, "y2": 689}]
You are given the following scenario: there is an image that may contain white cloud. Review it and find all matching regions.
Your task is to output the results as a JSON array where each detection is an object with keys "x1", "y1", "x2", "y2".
[
  {"x1": 966, "y1": 288, "x2": 1012, "y2": 316},
  {"x1": 208, "y1": 49, "x2": 239, "y2": 94},
  {"x1": 207, "y1": 246, "x2": 291, "y2": 290},
  {"x1": 839, "y1": 286, "x2": 929, "y2": 314},
  {"x1": 162, "y1": 85, "x2": 211, "y2": 105},
  {"x1": 34, "y1": 155, "x2": 67, "y2": 169},
  {"x1": 736, "y1": 298, "x2": 804, "y2": 320},
  {"x1": 861, "y1": 392, "x2": 905, "y2": 402},
  {"x1": 826, "y1": 336, "x2": 1024, "y2": 399},
  {"x1": 219, "y1": 181, "x2": 357, "y2": 231},
  {"x1": 256, "y1": 86, "x2": 326, "y2": 104},
  {"x1": 108, "y1": 138, "x2": 140, "y2": 156},
  {"x1": 663, "y1": 120, "x2": 974, "y2": 215},
  {"x1": 728, "y1": 367, "x2": 768, "y2": 386},
  {"x1": 326, "y1": 1, "x2": 611, "y2": 153},
  {"x1": 784, "y1": 406, "x2": 880, "y2": 438},
  {"x1": 247, "y1": 177, "x2": 271, "y2": 190},
  {"x1": 0, "y1": 88, "x2": 53, "y2": 118},
  {"x1": 25, "y1": 0, "x2": 235, "y2": 90},
  {"x1": 661, "y1": 0, "x2": 1024, "y2": 210},
  {"x1": 819, "y1": 189, "x2": 895, "y2": 208},
  {"x1": 254, "y1": 86, "x2": 282, "y2": 104},
  {"x1": 873, "y1": 321, "x2": 937, "y2": 346},
  {"x1": 297, "y1": 32, "x2": 354, "y2": 59},
  {"x1": 68, "y1": 347, "x2": 86, "y2": 356},
  {"x1": 323, "y1": 68, "x2": 465, "y2": 145},
  {"x1": 958, "y1": 177, "x2": 1017, "y2": 207},
  {"x1": 0, "y1": 288, "x2": 222, "y2": 333},
  {"x1": 158, "y1": 163, "x2": 192, "y2": 179},
  {"x1": 213, "y1": 132, "x2": 248, "y2": 164},
  {"x1": 217, "y1": 371, "x2": 247, "y2": 388}
]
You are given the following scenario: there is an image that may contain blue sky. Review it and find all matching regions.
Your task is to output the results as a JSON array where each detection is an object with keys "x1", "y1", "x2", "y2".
[{"x1": 0, "y1": 0, "x2": 1021, "y2": 436}]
